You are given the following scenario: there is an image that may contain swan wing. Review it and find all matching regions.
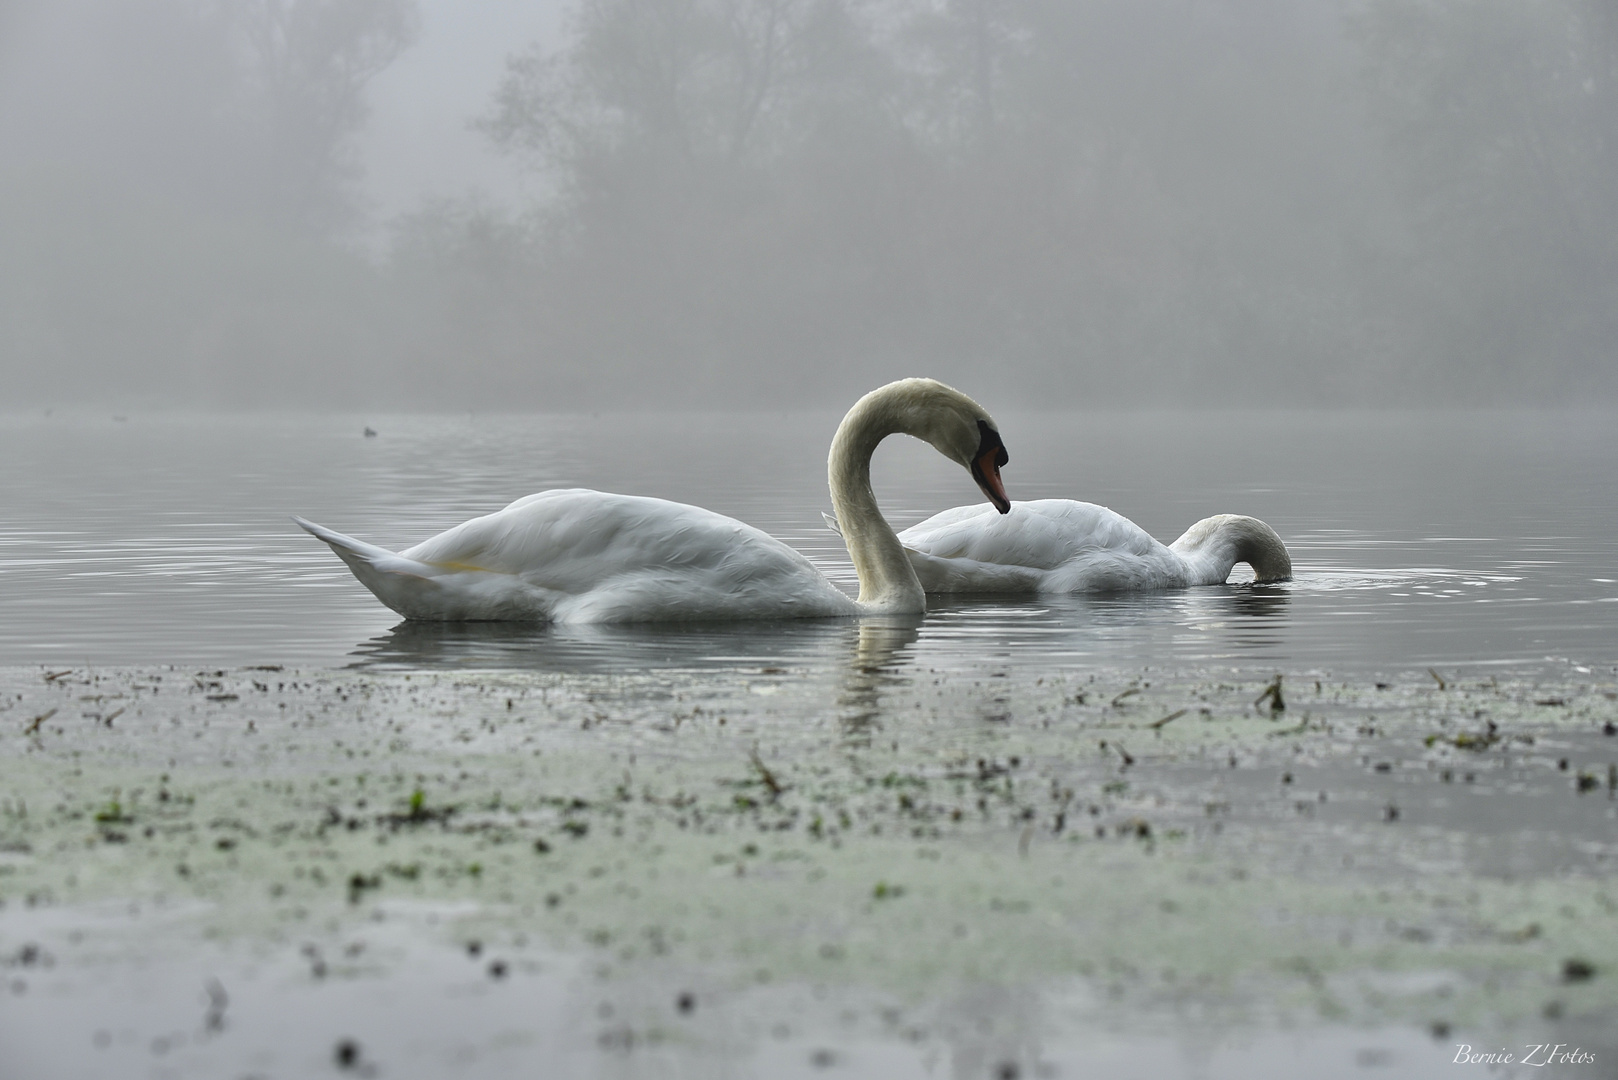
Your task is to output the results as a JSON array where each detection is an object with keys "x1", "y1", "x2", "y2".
[
  {"x1": 900, "y1": 500, "x2": 1163, "y2": 568},
  {"x1": 898, "y1": 500, "x2": 1190, "y2": 593},
  {"x1": 396, "y1": 489, "x2": 855, "y2": 623}
]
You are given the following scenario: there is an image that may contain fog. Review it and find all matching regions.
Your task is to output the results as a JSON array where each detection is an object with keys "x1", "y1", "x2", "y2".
[{"x1": 3, "y1": 0, "x2": 1615, "y2": 411}]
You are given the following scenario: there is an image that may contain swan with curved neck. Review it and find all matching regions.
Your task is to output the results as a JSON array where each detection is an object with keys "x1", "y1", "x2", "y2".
[
  {"x1": 879, "y1": 499, "x2": 1290, "y2": 594},
  {"x1": 829, "y1": 379, "x2": 1009, "y2": 612},
  {"x1": 295, "y1": 378, "x2": 1010, "y2": 623}
]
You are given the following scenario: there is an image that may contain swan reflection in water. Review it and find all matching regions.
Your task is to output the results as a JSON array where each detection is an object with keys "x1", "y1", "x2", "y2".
[
  {"x1": 346, "y1": 616, "x2": 855, "y2": 674},
  {"x1": 348, "y1": 613, "x2": 925, "y2": 743},
  {"x1": 904, "y1": 584, "x2": 1294, "y2": 670},
  {"x1": 835, "y1": 617, "x2": 922, "y2": 744},
  {"x1": 345, "y1": 580, "x2": 1290, "y2": 677}
]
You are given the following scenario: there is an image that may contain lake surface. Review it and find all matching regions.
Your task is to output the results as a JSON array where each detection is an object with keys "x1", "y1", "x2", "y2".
[
  {"x1": 1, "y1": 408, "x2": 1614, "y2": 674},
  {"x1": 5, "y1": 407, "x2": 1618, "y2": 1080}
]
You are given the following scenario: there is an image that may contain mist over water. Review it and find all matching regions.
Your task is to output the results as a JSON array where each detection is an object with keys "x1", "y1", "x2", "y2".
[
  {"x1": 4, "y1": 0, "x2": 1617, "y2": 410},
  {"x1": 8, "y1": 11, "x2": 1618, "y2": 1075}
]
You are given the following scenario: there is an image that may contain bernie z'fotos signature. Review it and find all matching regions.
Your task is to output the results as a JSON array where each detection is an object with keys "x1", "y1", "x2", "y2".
[{"x1": 1454, "y1": 1044, "x2": 1597, "y2": 1067}]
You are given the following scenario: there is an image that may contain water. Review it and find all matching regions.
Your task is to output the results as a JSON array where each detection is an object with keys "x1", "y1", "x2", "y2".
[
  {"x1": 5, "y1": 407, "x2": 1618, "y2": 1080},
  {"x1": 2, "y1": 408, "x2": 1614, "y2": 674}
]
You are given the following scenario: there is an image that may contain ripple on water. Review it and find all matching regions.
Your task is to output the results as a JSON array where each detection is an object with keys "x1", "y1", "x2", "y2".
[{"x1": 1, "y1": 410, "x2": 1615, "y2": 671}]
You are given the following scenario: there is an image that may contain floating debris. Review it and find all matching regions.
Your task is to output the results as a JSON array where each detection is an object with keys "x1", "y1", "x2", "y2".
[
  {"x1": 1255, "y1": 675, "x2": 1285, "y2": 714},
  {"x1": 1562, "y1": 958, "x2": 1597, "y2": 983},
  {"x1": 1148, "y1": 709, "x2": 1187, "y2": 730}
]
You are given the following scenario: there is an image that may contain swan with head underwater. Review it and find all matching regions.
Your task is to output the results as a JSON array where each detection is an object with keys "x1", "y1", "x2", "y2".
[
  {"x1": 294, "y1": 378, "x2": 1012, "y2": 622},
  {"x1": 828, "y1": 498, "x2": 1291, "y2": 594}
]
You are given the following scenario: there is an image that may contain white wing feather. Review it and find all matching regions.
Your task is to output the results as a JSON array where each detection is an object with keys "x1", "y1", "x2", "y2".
[
  {"x1": 298, "y1": 490, "x2": 857, "y2": 623},
  {"x1": 897, "y1": 499, "x2": 1286, "y2": 593}
]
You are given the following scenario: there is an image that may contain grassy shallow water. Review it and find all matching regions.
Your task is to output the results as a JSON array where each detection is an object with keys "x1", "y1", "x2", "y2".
[{"x1": 3, "y1": 648, "x2": 1618, "y2": 1078}]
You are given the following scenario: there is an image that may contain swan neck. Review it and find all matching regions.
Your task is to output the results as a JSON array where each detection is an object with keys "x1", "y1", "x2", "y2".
[
  {"x1": 828, "y1": 398, "x2": 926, "y2": 614},
  {"x1": 1171, "y1": 515, "x2": 1293, "y2": 584}
]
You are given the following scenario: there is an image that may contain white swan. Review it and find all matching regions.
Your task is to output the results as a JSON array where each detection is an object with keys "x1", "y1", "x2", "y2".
[
  {"x1": 829, "y1": 500, "x2": 1290, "y2": 593},
  {"x1": 295, "y1": 379, "x2": 1011, "y2": 623}
]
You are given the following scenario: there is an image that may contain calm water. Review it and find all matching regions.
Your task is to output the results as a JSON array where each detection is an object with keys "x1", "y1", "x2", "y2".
[{"x1": 1, "y1": 408, "x2": 1614, "y2": 674}]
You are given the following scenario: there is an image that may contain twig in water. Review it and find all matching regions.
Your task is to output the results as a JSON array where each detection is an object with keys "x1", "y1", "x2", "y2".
[
  {"x1": 1111, "y1": 687, "x2": 1141, "y2": 708},
  {"x1": 1254, "y1": 676, "x2": 1285, "y2": 715},
  {"x1": 1428, "y1": 668, "x2": 1447, "y2": 691},
  {"x1": 1148, "y1": 709, "x2": 1188, "y2": 731},
  {"x1": 748, "y1": 747, "x2": 784, "y2": 799},
  {"x1": 24, "y1": 708, "x2": 57, "y2": 735},
  {"x1": 43, "y1": 670, "x2": 71, "y2": 683},
  {"x1": 102, "y1": 707, "x2": 125, "y2": 727}
]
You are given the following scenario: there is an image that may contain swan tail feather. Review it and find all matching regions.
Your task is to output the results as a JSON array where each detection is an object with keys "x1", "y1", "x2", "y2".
[
  {"x1": 293, "y1": 516, "x2": 444, "y2": 614},
  {"x1": 293, "y1": 516, "x2": 400, "y2": 565}
]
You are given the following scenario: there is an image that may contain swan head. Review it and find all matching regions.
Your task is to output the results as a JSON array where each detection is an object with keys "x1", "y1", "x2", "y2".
[
  {"x1": 967, "y1": 419, "x2": 1012, "y2": 514},
  {"x1": 856, "y1": 378, "x2": 1011, "y2": 514}
]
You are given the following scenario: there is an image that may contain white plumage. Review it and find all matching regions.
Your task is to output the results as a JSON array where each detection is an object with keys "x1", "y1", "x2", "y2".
[
  {"x1": 893, "y1": 499, "x2": 1292, "y2": 594},
  {"x1": 295, "y1": 491, "x2": 858, "y2": 623},
  {"x1": 296, "y1": 379, "x2": 1012, "y2": 623}
]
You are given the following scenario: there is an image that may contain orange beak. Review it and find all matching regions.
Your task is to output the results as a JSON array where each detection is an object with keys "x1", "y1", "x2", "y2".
[{"x1": 970, "y1": 422, "x2": 1011, "y2": 514}]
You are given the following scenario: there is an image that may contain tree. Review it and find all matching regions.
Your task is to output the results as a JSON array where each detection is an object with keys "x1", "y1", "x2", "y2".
[
  {"x1": 477, "y1": 0, "x2": 913, "y2": 403},
  {"x1": 0, "y1": 0, "x2": 421, "y2": 406},
  {"x1": 227, "y1": 0, "x2": 421, "y2": 232},
  {"x1": 886, "y1": 0, "x2": 1022, "y2": 153}
]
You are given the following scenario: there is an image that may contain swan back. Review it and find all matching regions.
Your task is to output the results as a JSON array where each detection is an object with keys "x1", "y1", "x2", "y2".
[
  {"x1": 899, "y1": 500, "x2": 1191, "y2": 593},
  {"x1": 298, "y1": 378, "x2": 1012, "y2": 623},
  {"x1": 403, "y1": 490, "x2": 859, "y2": 622},
  {"x1": 302, "y1": 491, "x2": 859, "y2": 623},
  {"x1": 896, "y1": 502, "x2": 1291, "y2": 593}
]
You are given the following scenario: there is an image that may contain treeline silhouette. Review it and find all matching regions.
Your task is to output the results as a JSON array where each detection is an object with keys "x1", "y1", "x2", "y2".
[{"x1": 4, "y1": 0, "x2": 1616, "y2": 408}]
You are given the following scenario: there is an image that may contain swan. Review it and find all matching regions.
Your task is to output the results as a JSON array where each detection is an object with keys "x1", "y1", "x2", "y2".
[
  {"x1": 828, "y1": 500, "x2": 1290, "y2": 593},
  {"x1": 294, "y1": 378, "x2": 1011, "y2": 623}
]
